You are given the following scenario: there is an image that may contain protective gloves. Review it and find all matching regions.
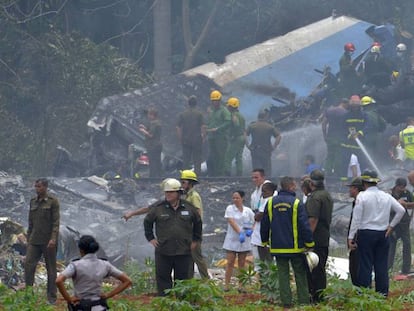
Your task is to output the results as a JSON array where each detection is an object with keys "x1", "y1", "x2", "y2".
[{"x1": 239, "y1": 232, "x2": 246, "y2": 243}]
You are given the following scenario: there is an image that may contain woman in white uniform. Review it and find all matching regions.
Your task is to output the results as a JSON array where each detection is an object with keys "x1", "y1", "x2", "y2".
[
  {"x1": 223, "y1": 190, "x2": 255, "y2": 292},
  {"x1": 56, "y1": 235, "x2": 131, "y2": 311}
]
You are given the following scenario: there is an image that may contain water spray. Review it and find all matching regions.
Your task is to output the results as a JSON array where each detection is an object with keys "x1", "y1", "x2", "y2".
[{"x1": 354, "y1": 137, "x2": 383, "y2": 178}]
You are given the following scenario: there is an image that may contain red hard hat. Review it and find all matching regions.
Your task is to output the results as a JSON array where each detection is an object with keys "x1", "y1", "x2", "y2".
[
  {"x1": 344, "y1": 43, "x2": 355, "y2": 52},
  {"x1": 372, "y1": 41, "x2": 382, "y2": 47},
  {"x1": 138, "y1": 154, "x2": 149, "y2": 165}
]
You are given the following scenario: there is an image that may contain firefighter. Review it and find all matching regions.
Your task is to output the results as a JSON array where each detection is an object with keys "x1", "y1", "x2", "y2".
[
  {"x1": 206, "y1": 90, "x2": 231, "y2": 176},
  {"x1": 180, "y1": 170, "x2": 210, "y2": 279},
  {"x1": 339, "y1": 95, "x2": 368, "y2": 178},
  {"x1": 399, "y1": 117, "x2": 414, "y2": 170},
  {"x1": 224, "y1": 97, "x2": 246, "y2": 176},
  {"x1": 338, "y1": 43, "x2": 360, "y2": 97}
]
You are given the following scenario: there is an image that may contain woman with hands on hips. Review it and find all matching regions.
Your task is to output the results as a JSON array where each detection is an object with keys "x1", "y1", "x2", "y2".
[{"x1": 222, "y1": 190, "x2": 255, "y2": 292}]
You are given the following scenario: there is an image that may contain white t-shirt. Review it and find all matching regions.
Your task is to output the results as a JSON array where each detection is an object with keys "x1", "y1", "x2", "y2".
[
  {"x1": 222, "y1": 204, "x2": 255, "y2": 252},
  {"x1": 347, "y1": 153, "x2": 361, "y2": 178}
]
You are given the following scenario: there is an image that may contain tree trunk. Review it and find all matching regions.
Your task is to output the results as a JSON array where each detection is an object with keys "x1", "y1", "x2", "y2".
[
  {"x1": 182, "y1": 0, "x2": 219, "y2": 71},
  {"x1": 153, "y1": 0, "x2": 172, "y2": 79}
]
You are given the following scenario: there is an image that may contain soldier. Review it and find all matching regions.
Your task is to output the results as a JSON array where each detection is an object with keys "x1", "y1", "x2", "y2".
[
  {"x1": 25, "y1": 178, "x2": 60, "y2": 305},
  {"x1": 206, "y1": 90, "x2": 231, "y2": 176},
  {"x1": 176, "y1": 95, "x2": 206, "y2": 175},
  {"x1": 224, "y1": 97, "x2": 246, "y2": 176},
  {"x1": 245, "y1": 110, "x2": 281, "y2": 176}
]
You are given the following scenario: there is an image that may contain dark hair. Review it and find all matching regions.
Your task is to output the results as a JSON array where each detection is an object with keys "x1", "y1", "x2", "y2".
[
  {"x1": 305, "y1": 154, "x2": 315, "y2": 163},
  {"x1": 395, "y1": 177, "x2": 407, "y2": 187},
  {"x1": 188, "y1": 95, "x2": 197, "y2": 106},
  {"x1": 280, "y1": 176, "x2": 295, "y2": 191},
  {"x1": 252, "y1": 168, "x2": 265, "y2": 176},
  {"x1": 78, "y1": 235, "x2": 100, "y2": 254},
  {"x1": 35, "y1": 178, "x2": 49, "y2": 187},
  {"x1": 262, "y1": 182, "x2": 277, "y2": 194},
  {"x1": 233, "y1": 190, "x2": 245, "y2": 198}
]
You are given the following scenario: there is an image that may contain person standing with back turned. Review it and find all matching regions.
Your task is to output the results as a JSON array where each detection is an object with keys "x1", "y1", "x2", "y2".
[
  {"x1": 25, "y1": 178, "x2": 60, "y2": 305},
  {"x1": 305, "y1": 169, "x2": 333, "y2": 303}
]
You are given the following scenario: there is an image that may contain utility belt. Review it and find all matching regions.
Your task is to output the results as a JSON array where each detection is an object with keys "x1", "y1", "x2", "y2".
[{"x1": 68, "y1": 298, "x2": 109, "y2": 311}]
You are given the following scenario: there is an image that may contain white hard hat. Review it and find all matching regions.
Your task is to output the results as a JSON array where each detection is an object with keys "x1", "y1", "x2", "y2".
[
  {"x1": 162, "y1": 178, "x2": 182, "y2": 192},
  {"x1": 305, "y1": 251, "x2": 319, "y2": 271},
  {"x1": 396, "y1": 43, "x2": 407, "y2": 52}
]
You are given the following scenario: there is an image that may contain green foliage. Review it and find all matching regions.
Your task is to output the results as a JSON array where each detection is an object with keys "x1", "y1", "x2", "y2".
[
  {"x1": 256, "y1": 259, "x2": 279, "y2": 303},
  {"x1": 122, "y1": 257, "x2": 156, "y2": 295},
  {"x1": 312, "y1": 276, "x2": 403, "y2": 311},
  {"x1": 151, "y1": 278, "x2": 223, "y2": 311},
  {"x1": 0, "y1": 285, "x2": 55, "y2": 311},
  {"x1": 237, "y1": 264, "x2": 257, "y2": 288}
]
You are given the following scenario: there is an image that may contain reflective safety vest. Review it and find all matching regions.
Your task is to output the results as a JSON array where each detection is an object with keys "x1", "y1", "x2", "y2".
[
  {"x1": 400, "y1": 127, "x2": 414, "y2": 160},
  {"x1": 266, "y1": 197, "x2": 313, "y2": 254}
]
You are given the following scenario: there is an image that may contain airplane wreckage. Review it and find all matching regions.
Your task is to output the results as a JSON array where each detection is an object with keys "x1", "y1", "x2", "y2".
[{"x1": 2, "y1": 15, "x2": 414, "y2": 286}]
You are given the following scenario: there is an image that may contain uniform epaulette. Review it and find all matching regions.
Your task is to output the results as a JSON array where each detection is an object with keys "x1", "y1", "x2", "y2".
[
  {"x1": 99, "y1": 257, "x2": 108, "y2": 261},
  {"x1": 71, "y1": 257, "x2": 81, "y2": 262}
]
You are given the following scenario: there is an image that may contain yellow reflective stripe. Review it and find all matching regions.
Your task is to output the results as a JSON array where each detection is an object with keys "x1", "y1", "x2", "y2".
[
  {"x1": 346, "y1": 119, "x2": 365, "y2": 123},
  {"x1": 340, "y1": 143, "x2": 360, "y2": 149},
  {"x1": 270, "y1": 248, "x2": 306, "y2": 254},
  {"x1": 267, "y1": 197, "x2": 273, "y2": 221},
  {"x1": 292, "y1": 198, "x2": 299, "y2": 250}
]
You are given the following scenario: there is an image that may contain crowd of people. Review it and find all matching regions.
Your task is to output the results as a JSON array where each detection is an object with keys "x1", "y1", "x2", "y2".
[{"x1": 21, "y1": 37, "x2": 414, "y2": 310}]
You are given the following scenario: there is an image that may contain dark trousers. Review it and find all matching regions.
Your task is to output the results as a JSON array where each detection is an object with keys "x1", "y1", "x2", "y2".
[
  {"x1": 276, "y1": 255, "x2": 310, "y2": 306},
  {"x1": 307, "y1": 246, "x2": 328, "y2": 303},
  {"x1": 250, "y1": 149, "x2": 271, "y2": 176},
  {"x1": 147, "y1": 145, "x2": 162, "y2": 177},
  {"x1": 24, "y1": 243, "x2": 57, "y2": 302},
  {"x1": 155, "y1": 252, "x2": 192, "y2": 296},
  {"x1": 388, "y1": 222, "x2": 412, "y2": 274},
  {"x1": 357, "y1": 229, "x2": 389, "y2": 296},
  {"x1": 182, "y1": 142, "x2": 202, "y2": 176},
  {"x1": 349, "y1": 249, "x2": 359, "y2": 286},
  {"x1": 189, "y1": 242, "x2": 210, "y2": 279}
]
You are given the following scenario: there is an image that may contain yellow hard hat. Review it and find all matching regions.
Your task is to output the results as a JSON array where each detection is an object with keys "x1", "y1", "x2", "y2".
[
  {"x1": 180, "y1": 170, "x2": 198, "y2": 182},
  {"x1": 361, "y1": 96, "x2": 376, "y2": 106},
  {"x1": 210, "y1": 90, "x2": 222, "y2": 101},
  {"x1": 227, "y1": 97, "x2": 240, "y2": 108}
]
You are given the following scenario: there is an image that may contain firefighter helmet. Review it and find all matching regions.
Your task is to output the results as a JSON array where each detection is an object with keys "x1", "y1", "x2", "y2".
[
  {"x1": 305, "y1": 251, "x2": 319, "y2": 271},
  {"x1": 361, "y1": 169, "x2": 381, "y2": 183},
  {"x1": 180, "y1": 170, "x2": 198, "y2": 183},
  {"x1": 396, "y1": 43, "x2": 407, "y2": 52},
  {"x1": 361, "y1": 96, "x2": 376, "y2": 106},
  {"x1": 210, "y1": 90, "x2": 222, "y2": 101},
  {"x1": 370, "y1": 45, "x2": 381, "y2": 53},
  {"x1": 162, "y1": 178, "x2": 182, "y2": 192},
  {"x1": 227, "y1": 97, "x2": 240, "y2": 108},
  {"x1": 344, "y1": 43, "x2": 355, "y2": 52}
]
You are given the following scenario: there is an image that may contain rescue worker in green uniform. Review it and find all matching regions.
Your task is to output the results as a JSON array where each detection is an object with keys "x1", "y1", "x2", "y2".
[
  {"x1": 144, "y1": 178, "x2": 202, "y2": 296},
  {"x1": 224, "y1": 97, "x2": 246, "y2": 176},
  {"x1": 400, "y1": 117, "x2": 414, "y2": 170},
  {"x1": 338, "y1": 43, "x2": 360, "y2": 97},
  {"x1": 206, "y1": 90, "x2": 231, "y2": 176},
  {"x1": 176, "y1": 95, "x2": 206, "y2": 175},
  {"x1": 246, "y1": 110, "x2": 281, "y2": 176},
  {"x1": 180, "y1": 170, "x2": 210, "y2": 279}
]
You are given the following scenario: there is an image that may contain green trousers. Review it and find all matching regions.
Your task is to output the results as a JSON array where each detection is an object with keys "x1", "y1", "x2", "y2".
[
  {"x1": 275, "y1": 255, "x2": 310, "y2": 306},
  {"x1": 224, "y1": 135, "x2": 245, "y2": 176}
]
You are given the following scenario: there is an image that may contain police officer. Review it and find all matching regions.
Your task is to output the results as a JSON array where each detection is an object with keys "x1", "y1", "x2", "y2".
[
  {"x1": 144, "y1": 178, "x2": 202, "y2": 295},
  {"x1": 245, "y1": 110, "x2": 281, "y2": 176},
  {"x1": 56, "y1": 235, "x2": 132, "y2": 310},
  {"x1": 206, "y1": 90, "x2": 232, "y2": 176},
  {"x1": 224, "y1": 97, "x2": 246, "y2": 176},
  {"x1": 25, "y1": 178, "x2": 60, "y2": 305}
]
